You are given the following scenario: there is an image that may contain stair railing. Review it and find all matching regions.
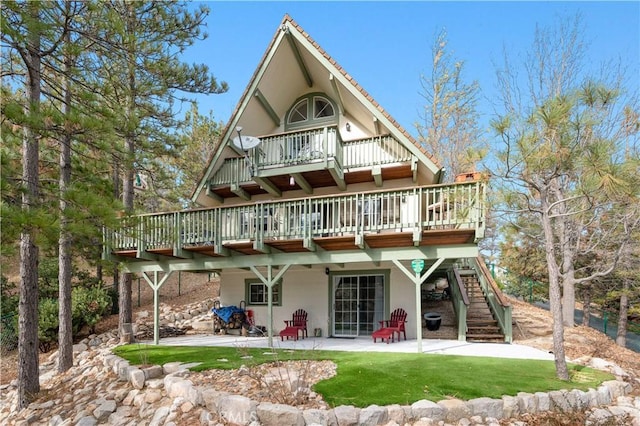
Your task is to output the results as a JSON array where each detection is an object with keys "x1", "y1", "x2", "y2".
[
  {"x1": 470, "y1": 256, "x2": 512, "y2": 342},
  {"x1": 449, "y1": 267, "x2": 470, "y2": 341}
]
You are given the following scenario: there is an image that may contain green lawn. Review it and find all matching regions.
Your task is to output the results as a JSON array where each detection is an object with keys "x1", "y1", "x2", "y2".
[{"x1": 113, "y1": 345, "x2": 612, "y2": 407}]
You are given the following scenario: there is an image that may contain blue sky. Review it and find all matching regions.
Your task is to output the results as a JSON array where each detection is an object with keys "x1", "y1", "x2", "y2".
[{"x1": 185, "y1": 1, "x2": 639, "y2": 138}]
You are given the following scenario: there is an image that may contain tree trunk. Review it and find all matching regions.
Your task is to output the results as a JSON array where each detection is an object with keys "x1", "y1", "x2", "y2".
[
  {"x1": 118, "y1": 136, "x2": 134, "y2": 342},
  {"x1": 541, "y1": 191, "x2": 569, "y2": 380},
  {"x1": 582, "y1": 286, "x2": 591, "y2": 327},
  {"x1": 616, "y1": 279, "x2": 629, "y2": 347},
  {"x1": 119, "y1": 3, "x2": 136, "y2": 342},
  {"x1": 57, "y1": 19, "x2": 74, "y2": 373},
  {"x1": 561, "y1": 275, "x2": 576, "y2": 328},
  {"x1": 559, "y1": 214, "x2": 576, "y2": 328},
  {"x1": 18, "y1": 3, "x2": 42, "y2": 407}
]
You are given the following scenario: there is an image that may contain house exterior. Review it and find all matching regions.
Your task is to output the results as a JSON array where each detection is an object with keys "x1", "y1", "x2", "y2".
[{"x1": 104, "y1": 15, "x2": 511, "y2": 349}]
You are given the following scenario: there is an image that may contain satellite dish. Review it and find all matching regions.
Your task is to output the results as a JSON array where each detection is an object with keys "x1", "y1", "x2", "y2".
[{"x1": 232, "y1": 135, "x2": 261, "y2": 151}]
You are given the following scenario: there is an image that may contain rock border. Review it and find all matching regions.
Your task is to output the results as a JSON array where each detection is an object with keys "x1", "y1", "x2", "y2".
[
  {"x1": 105, "y1": 352, "x2": 634, "y2": 426},
  {"x1": 3, "y1": 299, "x2": 639, "y2": 425}
]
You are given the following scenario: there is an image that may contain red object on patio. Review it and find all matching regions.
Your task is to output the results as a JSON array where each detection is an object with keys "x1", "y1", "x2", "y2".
[
  {"x1": 281, "y1": 308, "x2": 308, "y2": 340},
  {"x1": 377, "y1": 308, "x2": 407, "y2": 342},
  {"x1": 279, "y1": 326, "x2": 300, "y2": 341},
  {"x1": 372, "y1": 327, "x2": 394, "y2": 344}
]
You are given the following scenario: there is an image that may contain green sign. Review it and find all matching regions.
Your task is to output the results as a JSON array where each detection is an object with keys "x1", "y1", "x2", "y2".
[{"x1": 411, "y1": 259, "x2": 424, "y2": 274}]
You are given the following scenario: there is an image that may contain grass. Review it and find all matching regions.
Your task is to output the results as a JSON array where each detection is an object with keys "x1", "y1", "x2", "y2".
[{"x1": 113, "y1": 344, "x2": 613, "y2": 408}]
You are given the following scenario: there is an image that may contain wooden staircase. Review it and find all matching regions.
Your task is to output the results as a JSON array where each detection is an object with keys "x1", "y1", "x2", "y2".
[{"x1": 460, "y1": 271, "x2": 505, "y2": 342}]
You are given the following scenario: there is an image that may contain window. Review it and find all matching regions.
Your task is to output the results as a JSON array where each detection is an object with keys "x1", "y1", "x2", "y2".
[
  {"x1": 285, "y1": 93, "x2": 337, "y2": 130},
  {"x1": 246, "y1": 279, "x2": 281, "y2": 305},
  {"x1": 314, "y1": 97, "x2": 334, "y2": 118},
  {"x1": 289, "y1": 99, "x2": 308, "y2": 123}
]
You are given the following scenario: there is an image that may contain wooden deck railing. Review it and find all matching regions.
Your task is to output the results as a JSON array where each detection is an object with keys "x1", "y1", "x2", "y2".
[
  {"x1": 105, "y1": 181, "x2": 485, "y2": 253},
  {"x1": 210, "y1": 127, "x2": 412, "y2": 187}
]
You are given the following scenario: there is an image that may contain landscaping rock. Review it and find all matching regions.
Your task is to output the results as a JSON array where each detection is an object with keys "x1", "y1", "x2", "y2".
[
  {"x1": 411, "y1": 400, "x2": 444, "y2": 422},
  {"x1": 256, "y1": 402, "x2": 304, "y2": 426},
  {"x1": 358, "y1": 404, "x2": 388, "y2": 426},
  {"x1": 333, "y1": 405, "x2": 360, "y2": 426}
]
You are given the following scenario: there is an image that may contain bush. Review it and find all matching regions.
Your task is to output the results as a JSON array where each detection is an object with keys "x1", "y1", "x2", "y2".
[
  {"x1": 39, "y1": 298, "x2": 59, "y2": 352},
  {"x1": 72, "y1": 285, "x2": 111, "y2": 334},
  {"x1": 0, "y1": 275, "x2": 18, "y2": 316}
]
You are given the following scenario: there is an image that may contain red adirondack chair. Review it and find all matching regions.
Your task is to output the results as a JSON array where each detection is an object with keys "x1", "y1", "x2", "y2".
[
  {"x1": 378, "y1": 308, "x2": 407, "y2": 341},
  {"x1": 280, "y1": 309, "x2": 308, "y2": 340}
]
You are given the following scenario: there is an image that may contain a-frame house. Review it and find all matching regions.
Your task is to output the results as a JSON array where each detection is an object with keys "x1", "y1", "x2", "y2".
[{"x1": 105, "y1": 15, "x2": 511, "y2": 349}]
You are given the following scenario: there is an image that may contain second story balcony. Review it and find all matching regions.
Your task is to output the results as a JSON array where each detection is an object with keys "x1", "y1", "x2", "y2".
[
  {"x1": 208, "y1": 126, "x2": 415, "y2": 201},
  {"x1": 104, "y1": 181, "x2": 486, "y2": 262}
]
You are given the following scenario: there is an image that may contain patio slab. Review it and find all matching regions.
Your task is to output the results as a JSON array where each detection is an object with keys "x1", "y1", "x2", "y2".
[{"x1": 147, "y1": 334, "x2": 555, "y2": 361}]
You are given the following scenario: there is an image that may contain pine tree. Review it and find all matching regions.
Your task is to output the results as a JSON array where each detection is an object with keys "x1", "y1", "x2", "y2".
[{"x1": 88, "y1": 1, "x2": 227, "y2": 339}]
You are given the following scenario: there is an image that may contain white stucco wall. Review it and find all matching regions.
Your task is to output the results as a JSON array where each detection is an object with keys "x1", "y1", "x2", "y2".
[{"x1": 218, "y1": 261, "x2": 423, "y2": 339}]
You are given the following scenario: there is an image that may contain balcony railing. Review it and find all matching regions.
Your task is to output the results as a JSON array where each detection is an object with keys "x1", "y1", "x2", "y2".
[
  {"x1": 105, "y1": 181, "x2": 485, "y2": 254},
  {"x1": 210, "y1": 127, "x2": 412, "y2": 187}
]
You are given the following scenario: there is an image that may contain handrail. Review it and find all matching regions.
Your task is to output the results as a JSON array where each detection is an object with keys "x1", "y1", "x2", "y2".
[
  {"x1": 476, "y1": 256, "x2": 510, "y2": 307},
  {"x1": 104, "y1": 182, "x2": 486, "y2": 255},
  {"x1": 449, "y1": 267, "x2": 469, "y2": 341},
  {"x1": 469, "y1": 256, "x2": 512, "y2": 342},
  {"x1": 128, "y1": 180, "x2": 482, "y2": 218},
  {"x1": 453, "y1": 267, "x2": 470, "y2": 306}
]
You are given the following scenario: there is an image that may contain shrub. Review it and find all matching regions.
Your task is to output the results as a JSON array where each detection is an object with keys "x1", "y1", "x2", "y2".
[
  {"x1": 72, "y1": 285, "x2": 111, "y2": 334},
  {"x1": 38, "y1": 298, "x2": 59, "y2": 352}
]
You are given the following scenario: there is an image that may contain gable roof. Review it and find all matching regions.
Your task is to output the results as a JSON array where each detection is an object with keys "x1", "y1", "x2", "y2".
[{"x1": 192, "y1": 14, "x2": 442, "y2": 204}]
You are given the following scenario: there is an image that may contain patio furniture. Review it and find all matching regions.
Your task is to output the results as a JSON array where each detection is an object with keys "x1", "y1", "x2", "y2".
[
  {"x1": 279, "y1": 326, "x2": 300, "y2": 341},
  {"x1": 283, "y1": 308, "x2": 308, "y2": 339},
  {"x1": 377, "y1": 308, "x2": 407, "y2": 341},
  {"x1": 372, "y1": 327, "x2": 394, "y2": 344}
]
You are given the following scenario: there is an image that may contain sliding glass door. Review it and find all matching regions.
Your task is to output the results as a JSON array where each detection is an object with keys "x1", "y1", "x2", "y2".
[{"x1": 332, "y1": 274, "x2": 384, "y2": 337}]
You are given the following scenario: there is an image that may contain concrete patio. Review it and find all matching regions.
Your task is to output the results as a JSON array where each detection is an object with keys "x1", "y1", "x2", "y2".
[{"x1": 150, "y1": 334, "x2": 555, "y2": 361}]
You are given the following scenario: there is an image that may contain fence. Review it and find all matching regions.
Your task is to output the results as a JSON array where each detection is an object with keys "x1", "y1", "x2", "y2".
[
  {"x1": 1, "y1": 313, "x2": 17, "y2": 353},
  {"x1": 488, "y1": 263, "x2": 640, "y2": 352}
]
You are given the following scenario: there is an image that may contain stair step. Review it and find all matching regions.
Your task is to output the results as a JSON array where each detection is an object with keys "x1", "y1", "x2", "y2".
[
  {"x1": 467, "y1": 318, "x2": 496, "y2": 323},
  {"x1": 468, "y1": 326, "x2": 501, "y2": 332},
  {"x1": 467, "y1": 333, "x2": 505, "y2": 340}
]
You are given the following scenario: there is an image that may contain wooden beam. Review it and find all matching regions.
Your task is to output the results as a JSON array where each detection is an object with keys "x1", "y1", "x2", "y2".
[
  {"x1": 412, "y1": 156, "x2": 418, "y2": 183},
  {"x1": 231, "y1": 183, "x2": 251, "y2": 201},
  {"x1": 328, "y1": 167, "x2": 346, "y2": 191},
  {"x1": 123, "y1": 245, "x2": 480, "y2": 273},
  {"x1": 355, "y1": 234, "x2": 370, "y2": 250},
  {"x1": 372, "y1": 165, "x2": 383, "y2": 187},
  {"x1": 329, "y1": 74, "x2": 344, "y2": 116},
  {"x1": 252, "y1": 240, "x2": 272, "y2": 254},
  {"x1": 253, "y1": 176, "x2": 282, "y2": 197},
  {"x1": 303, "y1": 238, "x2": 316, "y2": 252},
  {"x1": 291, "y1": 173, "x2": 313, "y2": 194},
  {"x1": 285, "y1": 31, "x2": 313, "y2": 87},
  {"x1": 213, "y1": 245, "x2": 230, "y2": 257},
  {"x1": 205, "y1": 185, "x2": 224, "y2": 203},
  {"x1": 254, "y1": 89, "x2": 280, "y2": 127},
  {"x1": 373, "y1": 116, "x2": 380, "y2": 135}
]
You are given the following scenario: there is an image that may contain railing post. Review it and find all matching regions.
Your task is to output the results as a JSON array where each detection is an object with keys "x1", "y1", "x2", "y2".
[
  {"x1": 323, "y1": 127, "x2": 328, "y2": 167},
  {"x1": 174, "y1": 211, "x2": 181, "y2": 254}
]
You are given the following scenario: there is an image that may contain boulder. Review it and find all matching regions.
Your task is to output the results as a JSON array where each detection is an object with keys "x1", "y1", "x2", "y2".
[{"x1": 256, "y1": 402, "x2": 304, "y2": 426}]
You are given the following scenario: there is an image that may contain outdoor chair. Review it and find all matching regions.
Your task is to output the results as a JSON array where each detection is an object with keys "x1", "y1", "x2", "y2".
[
  {"x1": 377, "y1": 308, "x2": 407, "y2": 341},
  {"x1": 279, "y1": 308, "x2": 308, "y2": 340}
]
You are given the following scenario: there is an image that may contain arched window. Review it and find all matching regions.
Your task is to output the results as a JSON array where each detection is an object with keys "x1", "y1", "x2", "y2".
[{"x1": 285, "y1": 93, "x2": 337, "y2": 130}]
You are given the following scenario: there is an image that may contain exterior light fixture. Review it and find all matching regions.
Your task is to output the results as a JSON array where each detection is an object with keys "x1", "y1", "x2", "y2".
[{"x1": 345, "y1": 122, "x2": 351, "y2": 132}]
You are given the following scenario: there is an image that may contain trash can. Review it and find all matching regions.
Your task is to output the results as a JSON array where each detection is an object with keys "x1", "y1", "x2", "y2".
[{"x1": 314, "y1": 327, "x2": 322, "y2": 337}]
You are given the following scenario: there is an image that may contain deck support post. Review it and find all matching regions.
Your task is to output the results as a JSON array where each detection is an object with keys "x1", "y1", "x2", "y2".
[
  {"x1": 250, "y1": 264, "x2": 291, "y2": 348},
  {"x1": 393, "y1": 258, "x2": 444, "y2": 353},
  {"x1": 142, "y1": 271, "x2": 173, "y2": 345}
]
